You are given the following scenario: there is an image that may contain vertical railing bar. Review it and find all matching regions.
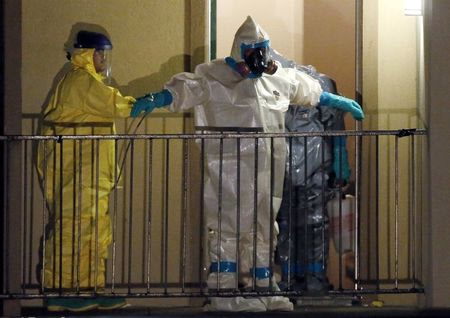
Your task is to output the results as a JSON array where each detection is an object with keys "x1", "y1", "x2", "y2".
[
  {"x1": 146, "y1": 138, "x2": 153, "y2": 293},
  {"x1": 163, "y1": 139, "x2": 170, "y2": 294},
  {"x1": 321, "y1": 137, "x2": 326, "y2": 276},
  {"x1": 141, "y1": 137, "x2": 146, "y2": 285},
  {"x1": 111, "y1": 139, "x2": 118, "y2": 293},
  {"x1": 411, "y1": 135, "x2": 416, "y2": 288},
  {"x1": 41, "y1": 140, "x2": 48, "y2": 294},
  {"x1": 394, "y1": 136, "x2": 399, "y2": 290},
  {"x1": 287, "y1": 137, "x2": 293, "y2": 290},
  {"x1": 199, "y1": 138, "x2": 205, "y2": 294},
  {"x1": 76, "y1": 140, "x2": 83, "y2": 293},
  {"x1": 235, "y1": 136, "x2": 241, "y2": 291},
  {"x1": 70, "y1": 138, "x2": 77, "y2": 290},
  {"x1": 28, "y1": 141, "x2": 36, "y2": 287},
  {"x1": 181, "y1": 138, "x2": 189, "y2": 293},
  {"x1": 4, "y1": 141, "x2": 10, "y2": 294},
  {"x1": 127, "y1": 140, "x2": 135, "y2": 294},
  {"x1": 1, "y1": 141, "x2": 4, "y2": 294},
  {"x1": 355, "y1": 133, "x2": 362, "y2": 291},
  {"x1": 252, "y1": 137, "x2": 259, "y2": 291},
  {"x1": 269, "y1": 137, "x2": 274, "y2": 290},
  {"x1": 51, "y1": 139, "x2": 57, "y2": 291},
  {"x1": 27, "y1": 141, "x2": 33, "y2": 289},
  {"x1": 386, "y1": 121, "x2": 391, "y2": 282},
  {"x1": 338, "y1": 138, "x2": 343, "y2": 291},
  {"x1": 216, "y1": 137, "x2": 223, "y2": 291},
  {"x1": 29, "y1": 126, "x2": 37, "y2": 288},
  {"x1": 418, "y1": 135, "x2": 423, "y2": 284},
  {"x1": 303, "y1": 136, "x2": 308, "y2": 289},
  {"x1": 28, "y1": 142, "x2": 36, "y2": 287},
  {"x1": 120, "y1": 140, "x2": 126, "y2": 288},
  {"x1": 58, "y1": 139, "x2": 64, "y2": 293},
  {"x1": 94, "y1": 139, "x2": 100, "y2": 293},
  {"x1": 22, "y1": 140, "x2": 28, "y2": 294},
  {"x1": 375, "y1": 136, "x2": 380, "y2": 290}
]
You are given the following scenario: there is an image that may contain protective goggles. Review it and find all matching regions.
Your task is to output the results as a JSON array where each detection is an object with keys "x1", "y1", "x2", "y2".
[{"x1": 240, "y1": 39, "x2": 270, "y2": 59}]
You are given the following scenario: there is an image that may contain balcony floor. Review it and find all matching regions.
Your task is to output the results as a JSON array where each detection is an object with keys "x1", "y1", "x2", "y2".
[{"x1": 21, "y1": 305, "x2": 450, "y2": 318}]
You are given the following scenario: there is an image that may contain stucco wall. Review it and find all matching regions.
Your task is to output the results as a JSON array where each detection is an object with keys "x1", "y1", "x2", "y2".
[{"x1": 303, "y1": 0, "x2": 356, "y2": 100}]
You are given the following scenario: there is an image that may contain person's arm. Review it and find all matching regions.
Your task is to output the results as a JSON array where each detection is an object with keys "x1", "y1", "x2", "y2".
[
  {"x1": 130, "y1": 72, "x2": 211, "y2": 117},
  {"x1": 289, "y1": 68, "x2": 364, "y2": 121},
  {"x1": 79, "y1": 72, "x2": 135, "y2": 118},
  {"x1": 289, "y1": 69, "x2": 323, "y2": 107},
  {"x1": 319, "y1": 92, "x2": 364, "y2": 120},
  {"x1": 130, "y1": 89, "x2": 172, "y2": 117}
]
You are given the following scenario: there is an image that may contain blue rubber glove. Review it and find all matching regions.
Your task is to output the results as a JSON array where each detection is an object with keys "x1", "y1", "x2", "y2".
[
  {"x1": 130, "y1": 89, "x2": 173, "y2": 118},
  {"x1": 332, "y1": 136, "x2": 351, "y2": 183},
  {"x1": 319, "y1": 92, "x2": 364, "y2": 120}
]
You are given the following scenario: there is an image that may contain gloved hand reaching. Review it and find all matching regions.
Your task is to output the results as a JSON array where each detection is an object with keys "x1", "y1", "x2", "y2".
[
  {"x1": 332, "y1": 136, "x2": 351, "y2": 184},
  {"x1": 319, "y1": 92, "x2": 364, "y2": 120},
  {"x1": 130, "y1": 89, "x2": 173, "y2": 118}
]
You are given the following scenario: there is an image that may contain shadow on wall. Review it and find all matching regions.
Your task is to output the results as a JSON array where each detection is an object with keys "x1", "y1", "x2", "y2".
[
  {"x1": 118, "y1": 45, "x2": 207, "y2": 98},
  {"x1": 116, "y1": 54, "x2": 190, "y2": 98}
]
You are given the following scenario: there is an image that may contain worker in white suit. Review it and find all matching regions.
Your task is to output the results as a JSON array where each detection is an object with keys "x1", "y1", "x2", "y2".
[{"x1": 131, "y1": 16, "x2": 364, "y2": 311}]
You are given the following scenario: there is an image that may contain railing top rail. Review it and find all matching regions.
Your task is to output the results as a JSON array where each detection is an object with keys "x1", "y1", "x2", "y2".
[{"x1": 0, "y1": 129, "x2": 426, "y2": 141}]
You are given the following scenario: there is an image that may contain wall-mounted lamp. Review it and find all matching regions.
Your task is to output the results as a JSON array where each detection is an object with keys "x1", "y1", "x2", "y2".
[{"x1": 404, "y1": 0, "x2": 423, "y2": 16}]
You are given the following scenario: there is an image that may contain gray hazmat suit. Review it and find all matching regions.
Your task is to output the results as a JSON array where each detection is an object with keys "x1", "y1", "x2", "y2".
[{"x1": 271, "y1": 49, "x2": 348, "y2": 293}]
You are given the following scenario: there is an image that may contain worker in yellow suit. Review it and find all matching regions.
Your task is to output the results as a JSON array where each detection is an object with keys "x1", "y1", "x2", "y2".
[{"x1": 37, "y1": 30, "x2": 135, "y2": 312}]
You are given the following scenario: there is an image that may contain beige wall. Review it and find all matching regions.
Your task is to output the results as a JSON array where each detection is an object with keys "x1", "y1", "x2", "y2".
[
  {"x1": 303, "y1": 0, "x2": 358, "y2": 199},
  {"x1": 370, "y1": 0, "x2": 420, "y2": 130},
  {"x1": 304, "y1": 0, "x2": 356, "y2": 100}
]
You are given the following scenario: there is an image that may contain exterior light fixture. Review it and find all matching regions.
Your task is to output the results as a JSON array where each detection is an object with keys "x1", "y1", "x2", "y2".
[{"x1": 404, "y1": 0, "x2": 423, "y2": 16}]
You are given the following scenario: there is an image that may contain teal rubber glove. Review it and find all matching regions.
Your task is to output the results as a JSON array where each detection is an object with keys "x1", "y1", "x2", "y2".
[
  {"x1": 319, "y1": 92, "x2": 364, "y2": 120},
  {"x1": 333, "y1": 136, "x2": 351, "y2": 183},
  {"x1": 130, "y1": 89, "x2": 173, "y2": 118}
]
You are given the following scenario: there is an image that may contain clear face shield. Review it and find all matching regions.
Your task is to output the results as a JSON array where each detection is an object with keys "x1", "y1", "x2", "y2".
[{"x1": 93, "y1": 49, "x2": 112, "y2": 84}]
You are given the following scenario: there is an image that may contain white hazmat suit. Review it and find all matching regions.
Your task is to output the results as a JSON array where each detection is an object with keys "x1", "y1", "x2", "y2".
[{"x1": 160, "y1": 16, "x2": 324, "y2": 311}]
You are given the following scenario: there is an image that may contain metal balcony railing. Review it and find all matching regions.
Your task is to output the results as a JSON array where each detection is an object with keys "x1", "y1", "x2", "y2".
[{"x1": 1, "y1": 128, "x2": 426, "y2": 305}]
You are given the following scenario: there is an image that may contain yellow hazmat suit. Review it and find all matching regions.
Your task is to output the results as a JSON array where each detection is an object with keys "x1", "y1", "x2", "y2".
[{"x1": 37, "y1": 48, "x2": 134, "y2": 290}]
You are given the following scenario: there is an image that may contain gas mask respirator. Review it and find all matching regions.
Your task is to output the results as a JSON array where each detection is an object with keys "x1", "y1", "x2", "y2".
[{"x1": 226, "y1": 41, "x2": 278, "y2": 79}]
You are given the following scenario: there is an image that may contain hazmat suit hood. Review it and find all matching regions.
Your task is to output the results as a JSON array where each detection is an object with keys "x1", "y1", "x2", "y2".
[
  {"x1": 71, "y1": 48, "x2": 104, "y2": 82},
  {"x1": 230, "y1": 16, "x2": 270, "y2": 62}
]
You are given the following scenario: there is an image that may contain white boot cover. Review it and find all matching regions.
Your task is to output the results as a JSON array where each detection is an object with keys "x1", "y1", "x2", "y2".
[
  {"x1": 259, "y1": 296, "x2": 294, "y2": 311},
  {"x1": 204, "y1": 297, "x2": 267, "y2": 312},
  {"x1": 257, "y1": 277, "x2": 294, "y2": 311}
]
